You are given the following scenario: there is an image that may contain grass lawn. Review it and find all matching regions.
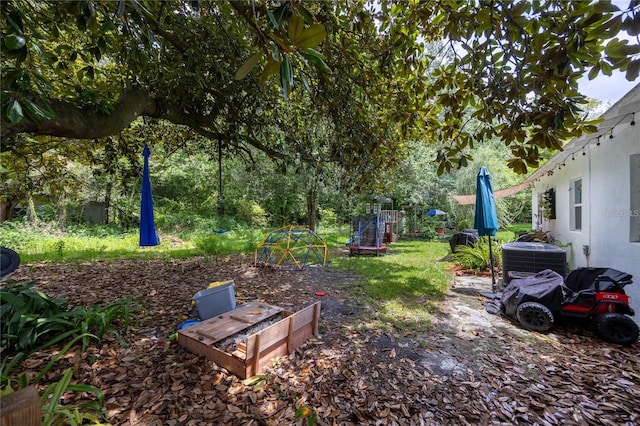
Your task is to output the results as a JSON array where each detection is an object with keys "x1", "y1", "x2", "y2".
[
  {"x1": 332, "y1": 240, "x2": 452, "y2": 334},
  {"x1": 3, "y1": 223, "x2": 533, "y2": 335}
]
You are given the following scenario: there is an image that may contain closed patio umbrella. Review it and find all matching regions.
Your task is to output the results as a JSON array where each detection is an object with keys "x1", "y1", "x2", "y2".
[
  {"x1": 474, "y1": 166, "x2": 499, "y2": 295},
  {"x1": 140, "y1": 144, "x2": 160, "y2": 247}
]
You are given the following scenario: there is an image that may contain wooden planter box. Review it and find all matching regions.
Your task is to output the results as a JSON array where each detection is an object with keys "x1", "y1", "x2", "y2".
[
  {"x1": 178, "y1": 301, "x2": 321, "y2": 379},
  {"x1": 0, "y1": 386, "x2": 41, "y2": 426}
]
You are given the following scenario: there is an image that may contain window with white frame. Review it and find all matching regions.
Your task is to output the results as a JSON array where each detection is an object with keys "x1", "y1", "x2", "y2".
[{"x1": 570, "y1": 178, "x2": 582, "y2": 231}]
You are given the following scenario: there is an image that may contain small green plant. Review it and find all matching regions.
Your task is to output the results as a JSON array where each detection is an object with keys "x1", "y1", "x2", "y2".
[
  {"x1": 1, "y1": 282, "x2": 137, "y2": 354},
  {"x1": 0, "y1": 282, "x2": 71, "y2": 353},
  {"x1": 1, "y1": 282, "x2": 136, "y2": 425},
  {"x1": 1, "y1": 332, "x2": 107, "y2": 425},
  {"x1": 40, "y1": 368, "x2": 105, "y2": 426},
  {"x1": 195, "y1": 235, "x2": 230, "y2": 256},
  {"x1": 452, "y1": 238, "x2": 502, "y2": 271},
  {"x1": 53, "y1": 240, "x2": 66, "y2": 258}
]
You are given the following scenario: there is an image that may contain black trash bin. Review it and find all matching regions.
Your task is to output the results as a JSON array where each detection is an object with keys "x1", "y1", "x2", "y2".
[
  {"x1": 449, "y1": 229, "x2": 479, "y2": 253},
  {"x1": 0, "y1": 247, "x2": 20, "y2": 277}
]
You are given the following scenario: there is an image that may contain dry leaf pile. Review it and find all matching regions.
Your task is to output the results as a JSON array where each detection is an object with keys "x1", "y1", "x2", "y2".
[{"x1": 6, "y1": 254, "x2": 640, "y2": 425}]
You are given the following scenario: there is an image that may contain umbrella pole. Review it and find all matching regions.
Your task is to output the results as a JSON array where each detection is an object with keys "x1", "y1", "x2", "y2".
[{"x1": 488, "y1": 237, "x2": 496, "y2": 293}]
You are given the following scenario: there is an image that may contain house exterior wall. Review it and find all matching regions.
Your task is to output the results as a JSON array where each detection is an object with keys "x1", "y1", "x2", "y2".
[{"x1": 532, "y1": 92, "x2": 640, "y2": 323}]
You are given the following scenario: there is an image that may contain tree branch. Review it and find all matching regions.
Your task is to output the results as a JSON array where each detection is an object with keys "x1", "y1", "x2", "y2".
[{"x1": 1, "y1": 89, "x2": 158, "y2": 139}]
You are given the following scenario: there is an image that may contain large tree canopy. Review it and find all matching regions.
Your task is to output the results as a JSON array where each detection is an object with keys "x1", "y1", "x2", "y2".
[{"x1": 2, "y1": 0, "x2": 639, "y2": 182}]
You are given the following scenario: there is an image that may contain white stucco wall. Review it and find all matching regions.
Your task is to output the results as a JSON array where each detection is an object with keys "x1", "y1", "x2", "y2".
[{"x1": 531, "y1": 89, "x2": 640, "y2": 323}]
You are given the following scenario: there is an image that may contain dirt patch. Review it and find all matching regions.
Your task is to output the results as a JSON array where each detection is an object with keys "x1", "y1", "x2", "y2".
[{"x1": 4, "y1": 254, "x2": 640, "y2": 425}]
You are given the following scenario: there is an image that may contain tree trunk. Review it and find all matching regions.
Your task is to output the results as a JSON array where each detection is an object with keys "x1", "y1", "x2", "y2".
[
  {"x1": 0, "y1": 201, "x2": 17, "y2": 222},
  {"x1": 104, "y1": 180, "x2": 113, "y2": 225},
  {"x1": 307, "y1": 190, "x2": 317, "y2": 232},
  {"x1": 26, "y1": 196, "x2": 38, "y2": 224},
  {"x1": 57, "y1": 202, "x2": 67, "y2": 227}
]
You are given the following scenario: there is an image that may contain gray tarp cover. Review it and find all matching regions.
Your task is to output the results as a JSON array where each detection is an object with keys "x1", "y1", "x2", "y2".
[{"x1": 501, "y1": 269, "x2": 566, "y2": 318}]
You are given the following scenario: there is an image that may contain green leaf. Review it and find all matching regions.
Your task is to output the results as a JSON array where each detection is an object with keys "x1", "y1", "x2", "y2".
[
  {"x1": 280, "y1": 54, "x2": 292, "y2": 100},
  {"x1": 299, "y1": 48, "x2": 331, "y2": 73},
  {"x1": 301, "y1": 73, "x2": 310, "y2": 91},
  {"x1": 294, "y1": 24, "x2": 326, "y2": 49},
  {"x1": 267, "y1": 10, "x2": 279, "y2": 28},
  {"x1": 293, "y1": 3, "x2": 314, "y2": 24},
  {"x1": 288, "y1": 14, "x2": 304, "y2": 42},
  {"x1": 67, "y1": 384, "x2": 104, "y2": 406},
  {"x1": 432, "y1": 13, "x2": 445, "y2": 25},
  {"x1": 242, "y1": 374, "x2": 268, "y2": 386},
  {"x1": 294, "y1": 407, "x2": 312, "y2": 418},
  {"x1": 22, "y1": 99, "x2": 55, "y2": 123},
  {"x1": 299, "y1": 47, "x2": 326, "y2": 60},
  {"x1": 235, "y1": 52, "x2": 263, "y2": 80},
  {"x1": 308, "y1": 412, "x2": 318, "y2": 426},
  {"x1": 3, "y1": 34, "x2": 26, "y2": 50},
  {"x1": 42, "y1": 368, "x2": 73, "y2": 418},
  {"x1": 259, "y1": 57, "x2": 280, "y2": 84},
  {"x1": 83, "y1": 66, "x2": 94, "y2": 79},
  {"x1": 116, "y1": 0, "x2": 125, "y2": 16},
  {"x1": 592, "y1": 2, "x2": 620, "y2": 12},
  {"x1": 88, "y1": 46, "x2": 101, "y2": 62},
  {"x1": 4, "y1": 12, "x2": 24, "y2": 34},
  {"x1": 6, "y1": 100, "x2": 23, "y2": 123},
  {"x1": 626, "y1": 59, "x2": 640, "y2": 81},
  {"x1": 281, "y1": 53, "x2": 293, "y2": 86}
]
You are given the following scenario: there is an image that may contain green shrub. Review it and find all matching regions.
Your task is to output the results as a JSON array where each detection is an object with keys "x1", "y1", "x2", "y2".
[
  {"x1": 0, "y1": 282, "x2": 137, "y2": 355},
  {"x1": 0, "y1": 283, "x2": 71, "y2": 353},
  {"x1": 0, "y1": 283, "x2": 135, "y2": 426},
  {"x1": 319, "y1": 208, "x2": 337, "y2": 227},
  {"x1": 452, "y1": 238, "x2": 502, "y2": 271},
  {"x1": 240, "y1": 228, "x2": 266, "y2": 254},
  {"x1": 212, "y1": 215, "x2": 241, "y2": 232},
  {"x1": 194, "y1": 234, "x2": 234, "y2": 256},
  {"x1": 0, "y1": 221, "x2": 44, "y2": 252},
  {"x1": 419, "y1": 225, "x2": 437, "y2": 240},
  {"x1": 231, "y1": 199, "x2": 267, "y2": 227}
]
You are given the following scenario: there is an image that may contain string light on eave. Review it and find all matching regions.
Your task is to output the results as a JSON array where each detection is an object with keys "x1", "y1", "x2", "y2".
[{"x1": 631, "y1": 112, "x2": 636, "y2": 126}]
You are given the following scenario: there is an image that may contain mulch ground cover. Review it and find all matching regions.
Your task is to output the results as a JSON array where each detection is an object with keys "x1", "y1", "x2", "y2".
[{"x1": 5, "y1": 253, "x2": 640, "y2": 425}]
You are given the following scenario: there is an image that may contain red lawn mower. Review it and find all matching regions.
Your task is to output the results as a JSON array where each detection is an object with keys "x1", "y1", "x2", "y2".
[{"x1": 501, "y1": 268, "x2": 639, "y2": 345}]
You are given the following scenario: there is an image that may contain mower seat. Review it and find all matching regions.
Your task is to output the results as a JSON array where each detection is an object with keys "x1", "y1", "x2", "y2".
[{"x1": 565, "y1": 267, "x2": 632, "y2": 293}]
